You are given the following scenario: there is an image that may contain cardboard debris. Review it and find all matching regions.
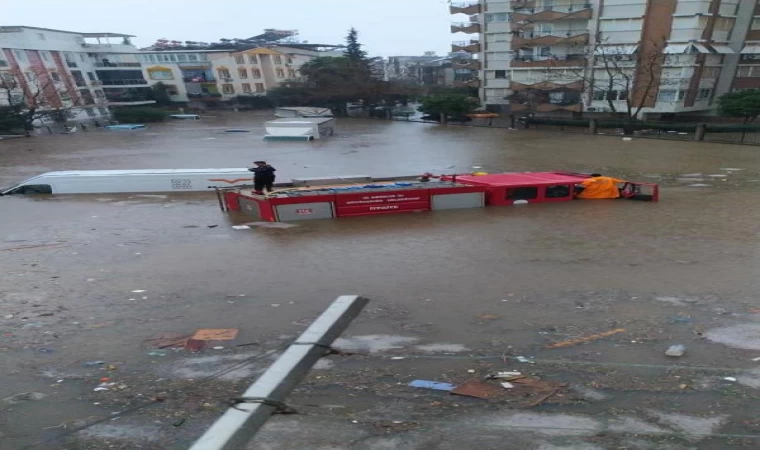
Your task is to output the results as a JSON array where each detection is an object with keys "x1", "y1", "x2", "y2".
[
  {"x1": 192, "y1": 328, "x2": 239, "y2": 341},
  {"x1": 451, "y1": 379, "x2": 502, "y2": 399},
  {"x1": 546, "y1": 328, "x2": 625, "y2": 349}
]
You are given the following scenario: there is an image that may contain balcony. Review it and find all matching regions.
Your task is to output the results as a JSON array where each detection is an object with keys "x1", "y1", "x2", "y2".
[
  {"x1": 511, "y1": 102, "x2": 582, "y2": 112},
  {"x1": 94, "y1": 62, "x2": 142, "y2": 68},
  {"x1": 512, "y1": 32, "x2": 589, "y2": 48},
  {"x1": 512, "y1": 4, "x2": 592, "y2": 22},
  {"x1": 0, "y1": 60, "x2": 8, "y2": 67},
  {"x1": 66, "y1": 60, "x2": 77, "y2": 68},
  {"x1": 511, "y1": 54, "x2": 586, "y2": 68},
  {"x1": 453, "y1": 60, "x2": 481, "y2": 70},
  {"x1": 452, "y1": 40, "x2": 481, "y2": 53},
  {"x1": 511, "y1": 80, "x2": 584, "y2": 92},
  {"x1": 511, "y1": 0, "x2": 536, "y2": 8},
  {"x1": 453, "y1": 77, "x2": 481, "y2": 88},
  {"x1": 449, "y1": 1, "x2": 481, "y2": 15},
  {"x1": 100, "y1": 79, "x2": 149, "y2": 86},
  {"x1": 178, "y1": 61, "x2": 212, "y2": 68},
  {"x1": 90, "y1": 80, "x2": 103, "y2": 86},
  {"x1": 451, "y1": 21, "x2": 481, "y2": 34}
]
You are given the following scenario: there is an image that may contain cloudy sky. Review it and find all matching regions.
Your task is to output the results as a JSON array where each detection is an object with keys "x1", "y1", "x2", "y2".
[{"x1": 3, "y1": 0, "x2": 457, "y2": 57}]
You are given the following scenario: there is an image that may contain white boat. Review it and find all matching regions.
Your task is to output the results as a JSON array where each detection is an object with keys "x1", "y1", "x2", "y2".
[
  {"x1": 1, "y1": 168, "x2": 255, "y2": 195},
  {"x1": 264, "y1": 117, "x2": 335, "y2": 141}
]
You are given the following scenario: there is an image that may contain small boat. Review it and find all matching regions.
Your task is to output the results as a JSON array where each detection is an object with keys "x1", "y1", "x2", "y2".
[
  {"x1": 105, "y1": 124, "x2": 146, "y2": 130},
  {"x1": 170, "y1": 114, "x2": 201, "y2": 120}
]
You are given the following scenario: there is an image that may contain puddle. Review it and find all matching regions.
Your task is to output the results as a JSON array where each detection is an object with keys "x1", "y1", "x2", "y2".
[
  {"x1": 484, "y1": 412, "x2": 601, "y2": 436},
  {"x1": 414, "y1": 343, "x2": 469, "y2": 353},
  {"x1": 706, "y1": 323, "x2": 760, "y2": 350}
]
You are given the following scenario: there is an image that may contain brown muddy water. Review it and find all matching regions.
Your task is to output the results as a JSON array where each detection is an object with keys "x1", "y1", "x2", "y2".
[{"x1": 1, "y1": 111, "x2": 760, "y2": 450}]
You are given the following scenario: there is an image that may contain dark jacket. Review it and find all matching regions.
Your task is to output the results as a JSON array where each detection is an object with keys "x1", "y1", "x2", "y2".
[{"x1": 248, "y1": 165, "x2": 276, "y2": 180}]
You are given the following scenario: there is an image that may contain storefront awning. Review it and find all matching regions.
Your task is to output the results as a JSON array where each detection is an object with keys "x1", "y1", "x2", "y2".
[
  {"x1": 663, "y1": 44, "x2": 691, "y2": 54},
  {"x1": 740, "y1": 44, "x2": 760, "y2": 54},
  {"x1": 691, "y1": 43, "x2": 711, "y2": 54},
  {"x1": 709, "y1": 44, "x2": 735, "y2": 54},
  {"x1": 594, "y1": 44, "x2": 638, "y2": 55}
]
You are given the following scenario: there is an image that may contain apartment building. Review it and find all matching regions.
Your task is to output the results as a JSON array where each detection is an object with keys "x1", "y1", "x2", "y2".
[
  {"x1": 139, "y1": 44, "x2": 328, "y2": 104},
  {"x1": 450, "y1": 0, "x2": 760, "y2": 118},
  {"x1": 0, "y1": 26, "x2": 151, "y2": 123}
]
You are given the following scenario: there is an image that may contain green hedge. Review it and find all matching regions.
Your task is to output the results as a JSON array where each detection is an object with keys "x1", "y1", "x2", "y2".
[
  {"x1": 112, "y1": 107, "x2": 167, "y2": 123},
  {"x1": 526, "y1": 117, "x2": 760, "y2": 133}
]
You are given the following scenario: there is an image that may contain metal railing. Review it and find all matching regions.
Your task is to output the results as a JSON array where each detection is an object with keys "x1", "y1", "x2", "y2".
[
  {"x1": 100, "y1": 79, "x2": 148, "y2": 85},
  {"x1": 513, "y1": 54, "x2": 585, "y2": 62},
  {"x1": 94, "y1": 62, "x2": 142, "y2": 68}
]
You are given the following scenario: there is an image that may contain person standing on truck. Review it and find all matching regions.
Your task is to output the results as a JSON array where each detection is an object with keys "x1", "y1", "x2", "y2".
[
  {"x1": 249, "y1": 161, "x2": 276, "y2": 195},
  {"x1": 575, "y1": 173, "x2": 626, "y2": 199}
]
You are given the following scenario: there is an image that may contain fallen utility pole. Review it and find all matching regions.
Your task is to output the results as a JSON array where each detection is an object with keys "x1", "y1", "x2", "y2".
[{"x1": 188, "y1": 295, "x2": 369, "y2": 450}]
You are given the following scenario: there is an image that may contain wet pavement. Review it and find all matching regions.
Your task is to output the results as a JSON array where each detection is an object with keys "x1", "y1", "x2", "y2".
[{"x1": 1, "y1": 112, "x2": 760, "y2": 449}]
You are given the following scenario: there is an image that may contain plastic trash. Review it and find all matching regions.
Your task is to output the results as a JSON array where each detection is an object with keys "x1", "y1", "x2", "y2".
[
  {"x1": 408, "y1": 380, "x2": 455, "y2": 391},
  {"x1": 515, "y1": 356, "x2": 535, "y2": 364},
  {"x1": 724, "y1": 377, "x2": 737, "y2": 382},
  {"x1": 665, "y1": 345, "x2": 686, "y2": 357},
  {"x1": 501, "y1": 382, "x2": 514, "y2": 389},
  {"x1": 486, "y1": 371, "x2": 522, "y2": 379},
  {"x1": 83, "y1": 361, "x2": 106, "y2": 367}
]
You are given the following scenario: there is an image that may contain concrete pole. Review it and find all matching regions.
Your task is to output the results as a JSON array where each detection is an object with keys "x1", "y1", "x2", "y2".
[
  {"x1": 188, "y1": 295, "x2": 369, "y2": 450},
  {"x1": 695, "y1": 123, "x2": 706, "y2": 141},
  {"x1": 589, "y1": 119, "x2": 598, "y2": 135}
]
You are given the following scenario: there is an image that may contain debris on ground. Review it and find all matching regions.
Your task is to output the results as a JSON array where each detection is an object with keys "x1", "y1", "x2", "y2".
[
  {"x1": 546, "y1": 328, "x2": 626, "y2": 348},
  {"x1": 144, "y1": 333, "x2": 192, "y2": 349},
  {"x1": 3, "y1": 392, "x2": 47, "y2": 405},
  {"x1": 515, "y1": 356, "x2": 535, "y2": 364},
  {"x1": 83, "y1": 360, "x2": 106, "y2": 367},
  {"x1": 231, "y1": 225, "x2": 250, "y2": 230},
  {"x1": 191, "y1": 328, "x2": 239, "y2": 341},
  {"x1": 486, "y1": 371, "x2": 522, "y2": 380},
  {"x1": 451, "y1": 379, "x2": 502, "y2": 399},
  {"x1": 665, "y1": 344, "x2": 686, "y2": 357},
  {"x1": 147, "y1": 351, "x2": 167, "y2": 357},
  {"x1": 246, "y1": 222, "x2": 298, "y2": 229},
  {"x1": 500, "y1": 382, "x2": 514, "y2": 389},
  {"x1": 184, "y1": 339, "x2": 206, "y2": 352},
  {"x1": 724, "y1": 377, "x2": 737, "y2": 382},
  {"x1": 476, "y1": 313, "x2": 500, "y2": 320},
  {"x1": 408, "y1": 380, "x2": 455, "y2": 391}
]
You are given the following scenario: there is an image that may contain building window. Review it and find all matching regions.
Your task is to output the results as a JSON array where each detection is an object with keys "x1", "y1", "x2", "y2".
[
  {"x1": 276, "y1": 68, "x2": 285, "y2": 78},
  {"x1": 255, "y1": 82, "x2": 265, "y2": 92},
  {"x1": 288, "y1": 69, "x2": 296, "y2": 78},
  {"x1": 485, "y1": 13, "x2": 509, "y2": 22},
  {"x1": 79, "y1": 53, "x2": 86, "y2": 62},
  {"x1": 25, "y1": 72, "x2": 34, "y2": 81},
  {"x1": 658, "y1": 89, "x2": 677, "y2": 101},
  {"x1": 40, "y1": 51, "x2": 50, "y2": 61},
  {"x1": 697, "y1": 88, "x2": 712, "y2": 100},
  {"x1": 60, "y1": 92, "x2": 71, "y2": 102},
  {"x1": 548, "y1": 92, "x2": 566, "y2": 104},
  {"x1": 495, "y1": 70, "x2": 507, "y2": 79},
  {"x1": 248, "y1": 54, "x2": 258, "y2": 64},
  {"x1": 148, "y1": 69, "x2": 173, "y2": 80},
  {"x1": 85, "y1": 107, "x2": 96, "y2": 117},
  {"x1": 592, "y1": 90, "x2": 606, "y2": 101},
  {"x1": 14, "y1": 50, "x2": 25, "y2": 62},
  {"x1": 98, "y1": 107, "x2": 109, "y2": 116},
  {"x1": 234, "y1": 54, "x2": 244, "y2": 64},
  {"x1": 187, "y1": 54, "x2": 198, "y2": 62},
  {"x1": 702, "y1": 67, "x2": 720, "y2": 79},
  {"x1": 37, "y1": 32, "x2": 46, "y2": 40},
  {"x1": 222, "y1": 83, "x2": 235, "y2": 94},
  {"x1": 238, "y1": 68, "x2": 248, "y2": 78},
  {"x1": 538, "y1": 46, "x2": 551, "y2": 57},
  {"x1": 677, "y1": 90, "x2": 686, "y2": 101},
  {"x1": 287, "y1": 56, "x2": 293, "y2": 64},
  {"x1": 252, "y1": 69, "x2": 262, "y2": 78},
  {"x1": 736, "y1": 66, "x2": 760, "y2": 77},
  {"x1": 274, "y1": 55, "x2": 282, "y2": 64},
  {"x1": 87, "y1": 72, "x2": 96, "y2": 81},
  {"x1": 242, "y1": 83, "x2": 252, "y2": 93},
  {"x1": 94, "y1": 90, "x2": 105, "y2": 99},
  {"x1": 51, "y1": 72, "x2": 61, "y2": 82},
  {"x1": 752, "y1": 18, "x2": 760, "y2": 30},
  {"x1": 218, "y1": 68, "x2": 231, "y2": 79}
]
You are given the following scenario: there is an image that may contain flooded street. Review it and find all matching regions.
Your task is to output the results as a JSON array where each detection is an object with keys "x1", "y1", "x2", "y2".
[{"x1": 2, "y1": 112, "x2": 760, "y2": 449}]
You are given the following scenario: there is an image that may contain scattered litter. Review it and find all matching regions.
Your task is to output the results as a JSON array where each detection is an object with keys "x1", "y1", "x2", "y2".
[
  {"x1": 271, "y1": 304, "x2": 280, "y2": 307},
  {"x1": 390, "y1": 357, "x2": 405, "y2": 360},
  {"x1": 3, "y1": 392, "x2": 47, "y2": 405},
  {"x1": 501, "y1": 382, "x2": 514, "y2": 389},
  {"x1": 173, "y1": 418, "x2": 186, "y2": 427},
  {"x1": 4, "y1": 314, "x2": 14, "y2": 319},
  {"x1": 546, "y1": 328, "x2": 625, "y2": 349},
  {"x1": 83, "y1": 361, "x2": 106, "y2": 367},
  {"x1": 212, "y1": 346, "x2": 225, "y2": 350},
  {"x1": 106, "y1": 365, "x2": 117, "y2": 371},
  {"x1": 752, "y1": 357, "x2": 760, "y2": 362},
  {"x1": 192, "y1": 328, "x2": 239, "y2": 341},
  {"x1": 246, "y1": 222, "x2": 297, "y2": 229},
  {"x1": 184, "y1": 339, "x2": 206, "y2": 352},
  {"x1": 486, "y1": 371, "x2": 522, "y2": 380},
  {"x1": 471, "y1": 166, "x2": 482, "y2": 169},
  {"x1": 467, "y1": 369, "x2": 476, "y2": 373},
  {"x1": 231, "y1": 225, "x2": 251, "y2": 230},
  {"x1": 720, "y1": 168, "x2": 744, "y2": 171},
  {"x1": 724, "y1": 377, "x2": 737, "y2": 382},
  {"x1": 707, "y1": 174, "x2": 728, "y2": 178},
  {"x1": 131, "y1": 290, "x2": 146, "y2": 293},
  {"x1": 688, "y1": 184, "x2": 712, "y2": 187},
  {"x1": 515, "y1": 356, "x2": 535, "y2": 364},
  {"x1": 144, "y1": 334, "x2": 191, "y2": 349},
  {"x1": 38, "y1": 348, "x2": 54, "y2": 353},
  {"x1": 665, "y1": 345, "x2": 686, "y2": 357},
  {"x1": 409, "y1": 380, "x2": 455, "y2": 391},
  {"x1": 622, "y1": 137, "x2": 633, "y2": 141},
  {"x1": 94, "y1": 382, "x2": 116, "y2": 392},
  {"x1": 207, "y1": 225, "x2": 218, "y2": 228},
  {"x1": 224, "y1": 129, "x2": 250, "y2": 133},
  {"x1": 451, "y1": 379, "x2": 502, "y2": 399},
  {"x1": 147, "y1": 351, "x2": 167, "y2": 357},
  {"x1": 668, "y1": 316, "x2": 693, "y2": 324}
]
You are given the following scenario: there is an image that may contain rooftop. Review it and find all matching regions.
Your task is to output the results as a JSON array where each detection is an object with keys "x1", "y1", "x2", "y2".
[{"x1": 0, "y1": 25, "x2": 134, "y2": 37}]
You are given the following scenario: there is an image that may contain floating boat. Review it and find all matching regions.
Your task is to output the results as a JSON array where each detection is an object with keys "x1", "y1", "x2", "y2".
[
  {"x1": 220, "y1": 172, "x2": 659, "y2": 222},
  {"x1": 170, "y1": 114, "x2": 201, "y2": 120},
  {"x1": 105, "y1": 124, "x2": 146, "y2": 130},
  {"x1": 263, "y1": 117, "x2": 335, "y2": 141}
]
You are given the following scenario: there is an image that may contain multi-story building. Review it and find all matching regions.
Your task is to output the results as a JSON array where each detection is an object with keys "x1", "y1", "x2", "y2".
[
  {"x1": 450, "y1": 0, "x2": 760, "y2": 118},
  {"x1": 138, "y1": 30, "x2": 342, "y2": 106},
  {"x1": 0, "y1": 26, "x2": 151, "y2": 124}
]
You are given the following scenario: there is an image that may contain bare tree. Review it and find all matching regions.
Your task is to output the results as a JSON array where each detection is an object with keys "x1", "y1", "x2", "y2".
[
  {"x1": 0, "y1": 72, "x2": 102, "y2": 136},
  {"x1": 567, "y1": 36, "x2": 673, "y2": 121}
]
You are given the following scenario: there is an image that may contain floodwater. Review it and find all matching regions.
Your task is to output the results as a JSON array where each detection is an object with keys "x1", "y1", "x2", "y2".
[{"x1": 2, "y1": 111, "x2": 760, "y2": 449}]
